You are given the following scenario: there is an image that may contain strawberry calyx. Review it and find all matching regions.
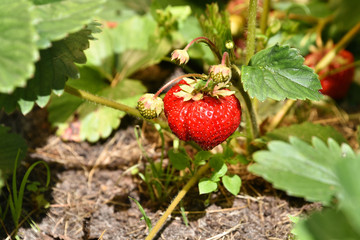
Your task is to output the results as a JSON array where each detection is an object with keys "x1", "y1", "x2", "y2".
[
  {"x1": 171, "y1": 49, "x2": 190, "y2": 65},
  {"x1": 173, "y1": 77, "x2": 236, "y2": 102}
]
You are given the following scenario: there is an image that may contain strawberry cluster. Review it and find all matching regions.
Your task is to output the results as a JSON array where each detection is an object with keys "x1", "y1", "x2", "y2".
[{"x1": 137, "y1": 45, "x2": 241, "y2": 150}]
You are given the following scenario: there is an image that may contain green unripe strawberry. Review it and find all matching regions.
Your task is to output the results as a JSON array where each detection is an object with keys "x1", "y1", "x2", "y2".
[
  {"x1": 208, "y1": 64, "x2": 232, "y2": 83},
  {"x1": 137, "y1": 94, "x2": 164, "y2": 119}
]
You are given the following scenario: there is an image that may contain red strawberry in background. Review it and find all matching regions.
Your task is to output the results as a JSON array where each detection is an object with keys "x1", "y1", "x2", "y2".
[
  {"x1": 304, "y1": 47, "x2": 355, "y2": 100},
  {"x1": 163, "y1": 80, "x2": 242, "y2": 150}
]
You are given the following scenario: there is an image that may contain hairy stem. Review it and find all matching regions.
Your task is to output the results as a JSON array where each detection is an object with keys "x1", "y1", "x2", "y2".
[
  {"x1": 64, "y1": 85, "x2": 168, "y2": 129},
  {"x1": 145, "y1": 163, "x2": 210, "y2": 240},
  {"x1": 260, "y1": 0, "x2": 270, "y2": 34},
  {"x1": 232, "y1": 65, "x2": 259, "y2": 141},
  {"x1": 184, "y1": 36, "x2": 222, "y2": 62},
  {"x1": 245, "y1": 0, "x2": 258, "y2": 64},
  {"x1": 221, "y1": 51, "x2": 230, "y2": 66},
  {"x1": 154, "y1": 73, "x2": 204, "y2": 98}
]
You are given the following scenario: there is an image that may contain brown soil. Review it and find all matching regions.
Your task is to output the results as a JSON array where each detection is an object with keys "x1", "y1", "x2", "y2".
[{"x1": 1, "y1": 106, "x2": 347, "y2": 240}]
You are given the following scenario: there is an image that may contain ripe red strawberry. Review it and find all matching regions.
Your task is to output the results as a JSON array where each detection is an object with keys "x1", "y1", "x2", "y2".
[
  {"x1": 304, "y1": 48, "x2": 355, "y2": 100},
  {"x1": 163, "y1": 80, "x2": 242, "y2": 150}
]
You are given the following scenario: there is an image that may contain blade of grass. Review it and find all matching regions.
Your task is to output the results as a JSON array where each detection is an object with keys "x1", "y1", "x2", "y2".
[{"x1": 129, "y1": 196, "x2": 152, "y2": 231}]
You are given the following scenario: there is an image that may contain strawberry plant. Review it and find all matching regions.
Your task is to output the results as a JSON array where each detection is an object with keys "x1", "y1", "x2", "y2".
[{"x1": 1, "y1": 0, "x2": 360, "y2": 239}]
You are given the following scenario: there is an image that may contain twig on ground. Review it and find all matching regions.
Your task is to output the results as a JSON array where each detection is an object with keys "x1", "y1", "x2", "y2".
[{"x1": 205, "y1": 222, "x2": 242, "y2": 240}]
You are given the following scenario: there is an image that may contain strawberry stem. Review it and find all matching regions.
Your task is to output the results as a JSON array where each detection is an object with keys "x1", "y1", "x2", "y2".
[
  {"x1": 245, "y1": 0, "x2": 258, "y2": 64},
  {"x1": 183, "y1": 37, "x2": 222, "y2": 62},
  {"x1": 260, "y1": 0, "x2": 270, "y2": 34},
  {"x1": 221, "y1": 51, "x2": 230, "y2": 66},
  {"x1": 153, "y1": 73, "x2": 204, "y2": 98},
  {"x1": 145, "y1": 162, "x2": 210, "y2": 240},
  {"x1": 231, "y1": 65, "x2": 260, "y2": 143},
  {"x1": 64, "y1": 84, "x2": 168, "y2": 129}
]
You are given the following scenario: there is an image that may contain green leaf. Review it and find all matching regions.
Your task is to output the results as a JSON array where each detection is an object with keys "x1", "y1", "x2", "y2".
[
  {"x1": 34, "y1": 0, "x2": 105, "y2": 49},
  {"x1": 168, "y1": 148, "x2": 191, "y2": 170},
  {"x1": 292, "y1": 209, "x2": 360, "y2": 240},
  {"x1": 112, "y1": 14, "x2": 157, "y2": 54},
  {"x1": 267, "y1": 30, "x2": 317, "y2": 56},
  {"x1": 78, "y1": 105, "x2": 123, "y2": 142},
  {"x1": 264, "y1": 122, "x2": 347, "y2": 145},
  {"x1": 194, "y1": 151, "x2": 212, "y2": 165},
  {"x1": 98, "y1": 12, "x2": 174, "y2": 81},
  {"x1": 211, "y1": 164, "x2": 227, "y2": 182},
  {"x1": 249, "y1": 137, "x2": 355, "y2": 205},
  {"x1": 227, "y1": 154, "x2": 249, "y2": 165},
  {"x1": 0, "y1": 0, "x2": 38, "y2": 94},
  {"x1": 80, "y1": 78, "x2": 145, "y2": 140},
  {"x1": 209, "y1": 155, "x2": 225, "y2": 171},
  {"x1": 97, "y1": 0, "x2": 139, "y2": 21},
  {"x1": 84, "y1": 27, "x2": 114, "y2": 80},
  {"x1": 241, "y1": 44, "x2": 322, "y2": 101},
  {"x1": 222, "y1": 175, "x2": 241, "y2": 196},
  {"x1": 0, "y1": 125, "x2": 27, "y2": 176},
  {"x1": 0, "y1": 27, "x2": 94, "y2": 114},
  {"x1": 75, "y1": 78, "x2": 144, "y2": 141},
  {"x1": 222, "y1": 145, "x2": 234, "y2": 159},
  {"x1": 48, "y1": 67, "x2": 103, "y2": 126},
  {"x1": 335, "y1": 155, "x2": 360, "y2": 234},
  {"x1": 198, "y1": 177, "x2": 218, "y2": 194},
  {"x1": 115, "y1": 37, "x2": 172, "y2": 80}
]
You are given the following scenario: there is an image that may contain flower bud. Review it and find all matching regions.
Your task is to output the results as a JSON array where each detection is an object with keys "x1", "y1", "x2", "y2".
[
  {"x1": 208, "y1": 64, "x2": 232, "y2": 83},
  {"x1": 171, "y1": 49, "x2": 190, "y2": 65},
  {"x1": 137, "y1": 94, "x2": 164, "y2": 119}
]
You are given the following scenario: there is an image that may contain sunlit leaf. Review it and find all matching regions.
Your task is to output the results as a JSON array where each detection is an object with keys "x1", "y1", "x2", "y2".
[
  {"x1": 222, "y1": 175, "x2": 241, "y2": 196},
  {"x1": 241, "y1": 44, "x2": 322, "y2": 101},
  {"x1": 335, "y1": 156, "x2": 360, "y2": 235},
  {"x1": 249, "y1": 137, "x2": 356, "y2": 205},
  {"x1": 0, "y1": 0, "x2": 38, "y2": 94},
  {"x1": 0, "y1": 28, "x2": 95, "y2": 114},
  {"x1": 292, "y1": 209, "x2": 360, "y2": 240},
  {"x1": 199, "y1": 177, "x2": 218, "y2": 194},
  {"x1": 34, "y1": 0, "x2": 105, "y2": 49},
  {"x1": 264, "y1": 122, "x2": 347, "y2": 145}
]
